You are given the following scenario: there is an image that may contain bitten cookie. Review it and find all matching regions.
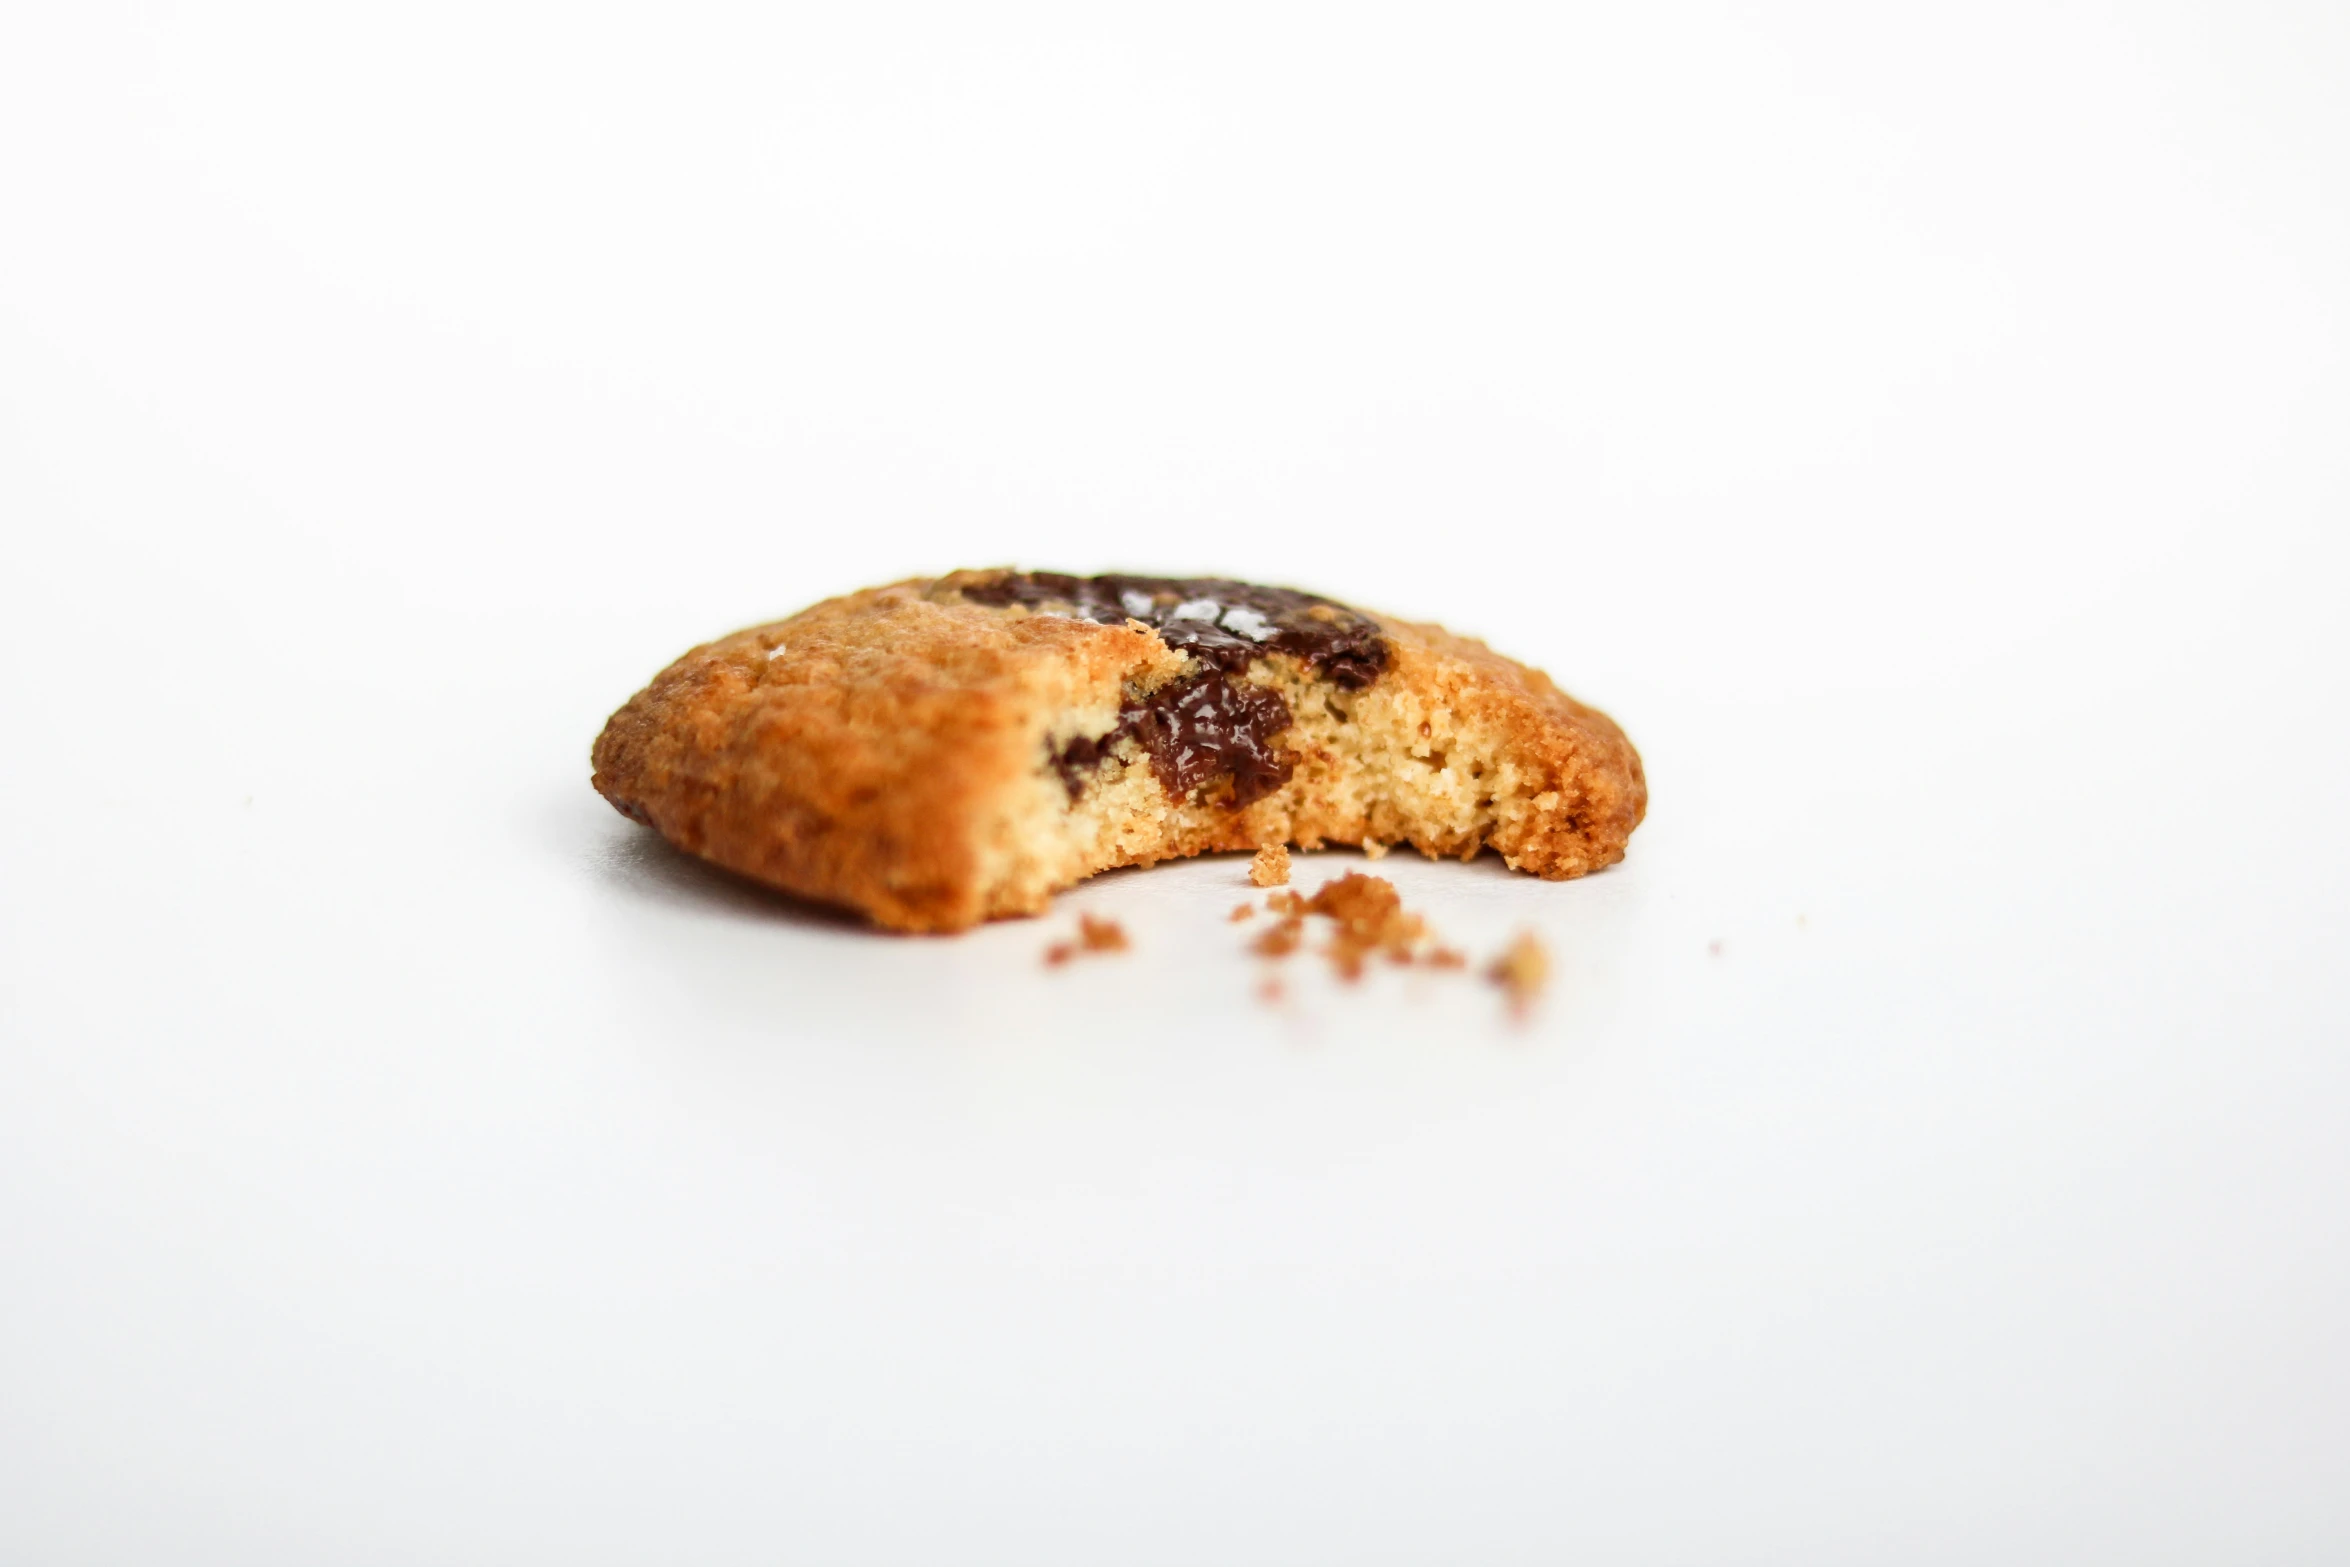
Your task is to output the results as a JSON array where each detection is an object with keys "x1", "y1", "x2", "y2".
[{"x1": 592, "y1": 571, "x2": 1646, "y2": 932}]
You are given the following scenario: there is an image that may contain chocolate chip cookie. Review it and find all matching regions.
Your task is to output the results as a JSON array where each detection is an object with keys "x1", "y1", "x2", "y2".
[{"x1": 592, "y1": 571, "x2": 1645, "y2": 932}]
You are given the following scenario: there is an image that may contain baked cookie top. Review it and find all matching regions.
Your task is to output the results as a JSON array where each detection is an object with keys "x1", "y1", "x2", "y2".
[{"x1": 593, "y1": 570, "x2": 1645, "y2": 931}]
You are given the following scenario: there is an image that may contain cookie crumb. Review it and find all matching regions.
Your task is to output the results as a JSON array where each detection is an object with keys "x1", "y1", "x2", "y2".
[
  {"x1": 1249, "y1": 844, "x2": 1292, "y2": 887},
  {"x1": 1241, "y1": 872, "x2": 1504, "y2": 1002},
  {"x1": 1245, "y1": 872, "x2": 1463, "y2": 983},
  {"x1": 1305, "y1": 872, "x2": 1427, "y2": 979},
  {"x1": 1046, "y1": 914, "x2": 1129, "y2": 965},
  {"x1": 1253, "y1": 917, "x2": 1305, "y2": 958},
  {"x1": 1229, "y1": 902, "x2": 1256, "y2": 922},
  {"x1": 1257, "y1": 976, "x2": 1285, "y2": 1003},
  {"x1": 1488, "y1": 930, "x2": 1549, "y2": 1014}
]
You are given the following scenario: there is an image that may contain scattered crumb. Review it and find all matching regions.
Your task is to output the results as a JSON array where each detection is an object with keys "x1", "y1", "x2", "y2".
[
  {"x1": 1256, "y1": 976, "x2": 1285, "y2": 1004},
  {"x1": 1708, "y1": 939, "x2": 1724, "y2": 958},
  {"x1": 1249, "y1": 844, "x2": 1292, "y2": 887},
  {"x1": 1046, "y1": 914, "x2": 1130, "y2": 965},
  {"x1": 1360, "y1": 839, "x2": 1389, "y2": 860},
  {"x1": 1234, "y1": 871, "x2": 1546, "y2": 1019},
  {"x1": 1488, "y1": 930, "x2": 1550, "y2": 1015},
  {"x1": 1252, "y1": 917, "x2": 1305, "y2": 958},
  {"x1": 1301, "y1": 871, "x2": 1399, "y2": 925},
  {"x1": 1229, "y1": 902, "x2": 1256, "y2": 922},
  {"x1": 1304, "y1": 872, "x2": 1427, "y2": 980}
]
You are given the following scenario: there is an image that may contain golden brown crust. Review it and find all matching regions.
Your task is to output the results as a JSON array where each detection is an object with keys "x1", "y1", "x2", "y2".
[{"x1": 592, "y1": 572, "x2": 1646, "y2": 931}]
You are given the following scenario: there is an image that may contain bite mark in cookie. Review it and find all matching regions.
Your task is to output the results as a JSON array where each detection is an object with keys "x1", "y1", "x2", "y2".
[{"x1": 591, "y1": 569, "x2": 1646, "y2": 932}]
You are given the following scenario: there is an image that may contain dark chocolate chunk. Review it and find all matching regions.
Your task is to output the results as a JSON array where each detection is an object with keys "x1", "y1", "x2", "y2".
[
  {"x1": 1050, "y1": 731, "x2": 1114, "y2": 799},
  {"x1": 1047, "y1": 669, "x2": 1297, "y2": 807},
  {"x1": 967, "y1": 572, "x2": 1390, "y2": 808},
  {"x1": 1135, "y1": 668, "x2": 1297, "y2": 805}
]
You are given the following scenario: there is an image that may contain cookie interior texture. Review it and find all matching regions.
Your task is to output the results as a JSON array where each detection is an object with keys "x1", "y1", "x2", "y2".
[{"x1": 591, "y1": 570, "x2": 1647, "y2": 932}]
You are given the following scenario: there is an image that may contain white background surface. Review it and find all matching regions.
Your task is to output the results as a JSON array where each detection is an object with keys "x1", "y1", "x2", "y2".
[{"x1": 5, "y1": 2, "x2": 2349, "y2": 1561}]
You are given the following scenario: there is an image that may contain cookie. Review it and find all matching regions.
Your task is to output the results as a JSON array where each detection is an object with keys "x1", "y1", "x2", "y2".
[{"x1": 592, "y1": 571, "x2": 1646, "y2": 932}]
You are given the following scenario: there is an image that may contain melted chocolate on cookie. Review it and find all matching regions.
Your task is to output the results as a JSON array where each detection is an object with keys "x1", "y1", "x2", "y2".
[
  {"x1": 963, "y1": 573, "x2": 1387, "y2": 687},
  {"x1": 961, "y1": 572, "x2": 1390, "y2": 808}
]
